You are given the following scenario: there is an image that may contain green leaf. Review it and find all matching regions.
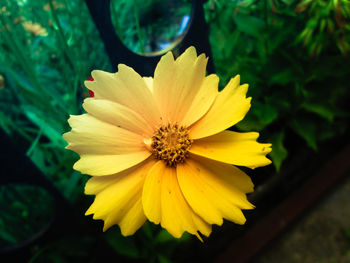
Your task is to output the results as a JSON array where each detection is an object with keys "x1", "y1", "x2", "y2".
[
  {"x1": 29, "y1": 146, "x2": 47, "y2": 173},
  {"x1": 158, "y1": 254, "x2": 173, "y2": 263},
  {"x1": 290, "y1": 119, "x2": 318, "y2": 150},
  {"x1": 236, "y1": 101, "x2": 279, "y2": 131},
  {"x1": 21, "y1": 105, "x2": 65, "y2": 146},
  {"x1": 253, "y1": 101, "x2": 279, "y2": 126},
  {"x1": 154, "y1": 230, "x2": 175, "y2": 243},
  {"x1": 141, "y1": 221, "x2": 154, "y2": 239},
  {"x1": 105, "y1": 228, "x2": 140, "y2": 259},
  {"x1": 268, "y1": 69, "x2": 295, "y2": 86},
  {"x1": 269, "y1": 132, "x2": 288, "y2": 172},
  {"x1": 301, "y1": 103, "x2": 334, "y2": 122},
  {"x1": 233, "y1": 13, "x2": 265, "y2": 37}
]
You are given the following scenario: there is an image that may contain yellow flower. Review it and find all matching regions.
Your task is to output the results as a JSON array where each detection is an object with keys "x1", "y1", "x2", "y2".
[
  {"x1": 22, "y1": 21, "x2": 48, "y2": 36},
  {"x1": 63, "y1": 47, "x2": 272, "y2": 240}
]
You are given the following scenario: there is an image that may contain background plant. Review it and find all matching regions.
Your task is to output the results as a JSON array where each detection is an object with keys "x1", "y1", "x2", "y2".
[{"x1": 205, "y1": 0, "x2": 350, "y2": 171}]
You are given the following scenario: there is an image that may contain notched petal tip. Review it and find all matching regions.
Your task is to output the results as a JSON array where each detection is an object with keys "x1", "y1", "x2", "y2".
[
  {"x1": 117, "y1": 63, "x2": 132, "y2": 72},
  {"x1": 249, "y1": 158, "x2": 272, "y2": 169},
  {"x1": 72, "y1": 159, "x2": 82, "y2": 172},
  {"x1": 85, "y1": 205, "x2": 94, "y2": 216},
  {"x1": 183, "y1": 46, "x2": 198, "y2": 56},
  {"x1": 66, "y1": 114, "x2": 80, "y2": 127},
  {"x1": 228, "y1": 74, "x2": 240, "y2": 87},
  {"x1": 240, "y1": 83, "x2": 249, "y2": 94},
  {"x1": 195, "y1": 232, "x2": 204, "y2": 242},
  {"x1": 82, "y1": 97, "x2": 94, "y2": 104},
  {"x1": 197, "y1": 52, "x2": 208, "y2": 61},
  {"x1": 91, "y1": 69, "x2": 111, "y2": 78},
  {"x1": 237, "y1": 217, "x2": 247, "y2": 225},
  {"x1": 245, "y1": 202, "x2": 256, "y2": 210},
  {"x1": 159, "y1": 51, "x2": 175, "y2": 65},
  {"x1": 263, "y1": 145, "x2": 273, "y2": 154},
  {"x1": 62, "y1": 131, "x2": 70, "y2": 141},
  {"x1": 84, "y1": 80, "x2": 93, "y2": 89},
  {"x1": 102, "y1": 225, "x2": 109, "y2": 232}
]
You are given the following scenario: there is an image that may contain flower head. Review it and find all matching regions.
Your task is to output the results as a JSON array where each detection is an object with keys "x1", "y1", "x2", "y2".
[
  {"x1": 63, "y1": 47, "x2": 272, "y2": 240},
  {"x1": 22, "y1": 21, "x2": 48, "y2": 36}
]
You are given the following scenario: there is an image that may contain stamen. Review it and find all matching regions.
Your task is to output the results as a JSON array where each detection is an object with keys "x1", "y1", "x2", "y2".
[{"x1": 151, "y1": 123, "x2": 192, "y2": 166}]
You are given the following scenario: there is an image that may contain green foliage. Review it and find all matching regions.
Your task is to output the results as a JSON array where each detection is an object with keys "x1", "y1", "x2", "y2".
[
  {"x1": 28, "y1": 235, "x2": 96, "y2": 263},
  {"x1": 104, "y1": 222, "x2": 191, "y2": 262},
  {"x1": 295, "y1": 0, "x2": 350, "y2": 56},
  {"x1": 0, "y1": 0, "x2": 110, "y2": 200},
  {"x1": 270, "y1": 131, "x2": 288, "y2": 171},
  {"x1": 205, "y1": 0, "x2": 350, "y2": 169}
]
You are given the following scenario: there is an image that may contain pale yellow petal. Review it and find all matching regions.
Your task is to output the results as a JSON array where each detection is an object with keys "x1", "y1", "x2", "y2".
[
  {"x1": 83, "y1": 98, "x2": 153, "y2": 137},
  {"x1": 74, "y1": 152, "x2": 151, "y2": 176},
  {"x1": 153, "y1": 52, "x2": 176, "y2": 123},
  {"x1": 189, "y1": 75, "x2": 251, "y2": 139},
  {"x1": 142, "y1": 161, "x2": 211, "y2": 239},
  {"x1": 85, "y1": 66, "x2": 161, "y2": 127},
  {"x1": 190, "y1": 130, "x2": 272, "y2": 169},
  {"x1": 177, "y1": 157, "x2": 253, "y2": 225},
  {"x1": 85, "y1": 158, "x2": 155, "y2": 234},
  {"x1": 63, "y1": 114, "x2": 146, "y2": 155},
  {"x1": 85, "y1": 174, "x2": 119, "y2": 195},
  {"x1": 153, "y1": 46, "x2": 208, "y2": 123},
  {"x1": 181, "y1": 74, "x2": 219, "y2": 127},
  {"x1": 143, "y1": 77, "x2": 154, "y2": 93}
]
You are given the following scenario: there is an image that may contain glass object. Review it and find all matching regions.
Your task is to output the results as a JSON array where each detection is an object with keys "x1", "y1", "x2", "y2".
[{"x1": 110, "y1": 0, "x2": 192, "y2": 55}]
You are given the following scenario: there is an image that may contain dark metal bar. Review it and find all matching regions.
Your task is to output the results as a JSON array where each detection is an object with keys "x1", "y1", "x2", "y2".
[{"x1": 84, "y1": 0, "x2": 215, "y2": 75}]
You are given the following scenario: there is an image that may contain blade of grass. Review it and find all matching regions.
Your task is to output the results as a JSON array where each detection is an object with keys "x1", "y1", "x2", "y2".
[{"x1": 132, "y1": 0, "x2": 145, "y2": 53}]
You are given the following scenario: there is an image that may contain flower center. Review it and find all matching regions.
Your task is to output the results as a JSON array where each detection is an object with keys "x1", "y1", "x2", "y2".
[{"x1": 151, "y1": 123, "x2": 192, "y2": 167}]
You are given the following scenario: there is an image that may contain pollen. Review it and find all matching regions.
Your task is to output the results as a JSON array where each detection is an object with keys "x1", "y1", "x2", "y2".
[{"x1": 151, "y1": 123, "x2": 193, "y2": 166}]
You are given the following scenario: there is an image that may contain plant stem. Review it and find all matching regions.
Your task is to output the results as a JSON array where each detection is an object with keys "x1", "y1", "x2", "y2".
[
  {"x1": 132, "y1": 0, "x2": 145, "y2": 53},
  {"x1": 48, "y1": 0, "x2": 83, "y2": 113}
]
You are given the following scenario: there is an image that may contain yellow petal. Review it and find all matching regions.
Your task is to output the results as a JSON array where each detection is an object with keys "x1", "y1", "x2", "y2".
[
  {"x1": 177, "y1": 157, "x2": 253, "y2": 226},
  {"x1": 192, "y1": 154, "x2": 254, "y2": 194},
  {"x1": 153, "y1": 52, "x2": 175, "y2": 123},
  {"x1": 118, "y1": 198, "x2": 146, "y2": 236},
  {"x1": 63, "y1": 114, "x2": 146, "y2": 155},
  {"x1": 142, "y1": 161, "x2": 211, "y2": 239},
  {"x1": 181, "y1": 74, "x2": 219, "y2": 127},
  {"x1": 143, "y1": 77, "x2": 153, "y2": 93},
  {"x1": 74, "y1": 152, "x2": 151, "y2": 176},
  {"x1": 142, "y1": 161, "x2": 162, "y2": 224},
  {"x1": 83, "y1": 98, "x2": 153, "y2": 137},
  {"x1": 85, "y1": 158, "x2": 155, "y2": 234},
  {"x1": 84, "y1": 158, "x2": 155, "y2": 195},
  {"x1": 85, "y1": 66, "x2": 161, "y2": 127},
  {"x1": 153, "y1": 46, "x2": 208, "y2": 124},
  {"x1": 189, "y1": 75, "x2": 251, "y2": 139},
  {"x1": 190, "y1": 130, "x2": 272, "y2": 169}
]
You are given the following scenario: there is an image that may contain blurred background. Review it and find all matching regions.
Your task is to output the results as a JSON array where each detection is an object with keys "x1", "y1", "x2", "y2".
[{"x1": 0, "y1": 0, "x2": 350, "y2": 262}]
